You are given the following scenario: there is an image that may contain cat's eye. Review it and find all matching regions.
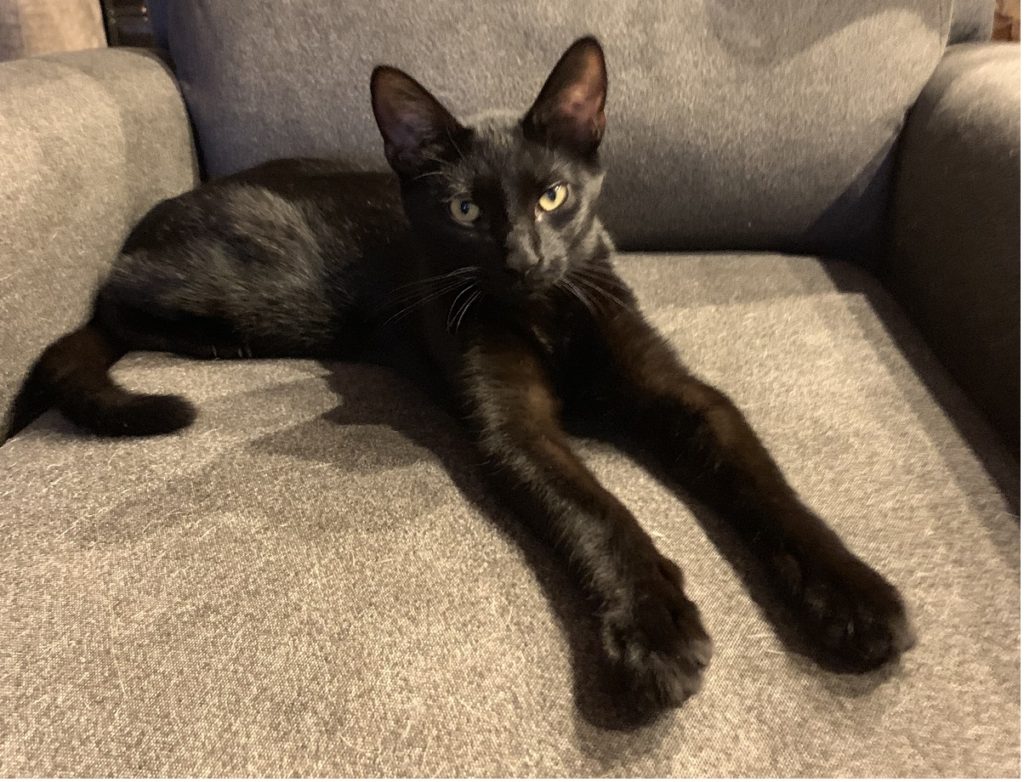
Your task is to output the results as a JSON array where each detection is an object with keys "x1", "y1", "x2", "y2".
[
  {"x1": 538, "y1": 183, "x2": 568, "y2": 212},
  {"x1": 448, "y1": 197, "x2": 481, "y2": 224}
]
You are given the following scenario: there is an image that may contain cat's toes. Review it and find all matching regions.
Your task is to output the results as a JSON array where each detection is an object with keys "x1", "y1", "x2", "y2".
[
  {"x1": 783, "y1": 553, "x2": 915, "y2": 672},
  {"x1": 601, "y1": 557, "x2": 712, "y2": 708}
]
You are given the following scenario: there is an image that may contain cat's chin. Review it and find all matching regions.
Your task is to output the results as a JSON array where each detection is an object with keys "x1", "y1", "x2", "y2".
[
  {"x1": 485, "y1": 276, "x2": 561, "y2": 306},
  {"x1": 513, "y1": 286, "x2": 562, "y2": 309}
]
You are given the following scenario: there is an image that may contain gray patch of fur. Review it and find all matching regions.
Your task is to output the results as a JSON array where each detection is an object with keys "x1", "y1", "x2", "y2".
[{"x1": 106, "y1": 185, "x2": 339, "y2": 351}]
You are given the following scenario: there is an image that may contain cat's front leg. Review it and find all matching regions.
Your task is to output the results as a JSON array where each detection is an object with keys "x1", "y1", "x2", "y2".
[
  {"x1": 458, "y1": 331, "x2": 711, "y2": 707},
  {"x1": 583, "y1": 305, "x2": 914, "y2": 672}
]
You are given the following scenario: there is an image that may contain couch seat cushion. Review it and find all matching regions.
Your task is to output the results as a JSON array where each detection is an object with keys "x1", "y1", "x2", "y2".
[{"x1": 0, "y1": 253, "x2": 1018, "y2": 776}]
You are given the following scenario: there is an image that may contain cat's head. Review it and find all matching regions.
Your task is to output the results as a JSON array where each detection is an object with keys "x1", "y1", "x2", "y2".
[{"x1": 370, "y1": 37, "x2": 608, "y2": 301}]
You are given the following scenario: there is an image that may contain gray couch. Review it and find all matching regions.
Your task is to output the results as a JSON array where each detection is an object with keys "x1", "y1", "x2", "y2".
[{"x1": 1, "y1": 1, "x2": 1019, "y2": 776}]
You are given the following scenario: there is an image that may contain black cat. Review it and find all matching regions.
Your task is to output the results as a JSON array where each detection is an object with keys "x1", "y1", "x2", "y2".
[{"x1": 6, "y1": 37, "x2": 913, "y2": 707}]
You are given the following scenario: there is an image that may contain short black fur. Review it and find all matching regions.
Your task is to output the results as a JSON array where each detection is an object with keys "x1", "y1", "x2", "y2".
[{"x1": 6, "y1": 37, "x2": 913, "y2": 707}]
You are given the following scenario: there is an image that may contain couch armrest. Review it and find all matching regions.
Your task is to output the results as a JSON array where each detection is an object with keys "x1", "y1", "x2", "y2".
[
  {"x1": 0, "y1": 48, "x2": 198, "y2": 428},
  {"x1": 885, "y1": 43, "x2": 1020, "y2": 454}
]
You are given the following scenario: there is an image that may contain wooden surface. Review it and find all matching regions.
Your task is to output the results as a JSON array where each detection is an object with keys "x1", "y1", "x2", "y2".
[{"x1": 994, "y1": 0, "x2": 1021, "y2": 40}]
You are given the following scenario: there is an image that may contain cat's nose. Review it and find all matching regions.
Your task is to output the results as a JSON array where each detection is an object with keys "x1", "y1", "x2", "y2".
[
  {"x1": 505, "y1": 248, "x2": 541, "y2": 277},
  {"x1": 504, "y1": 228, "x2": 543, "y2": 276}
]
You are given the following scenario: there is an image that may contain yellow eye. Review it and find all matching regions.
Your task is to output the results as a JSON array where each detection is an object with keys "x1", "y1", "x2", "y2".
[
  {"x1": 538, "y1": 183, "x2": 568, "y2": 212},
  {"x1": 449, "y1": 197, "x2": 481, "y2": 224}
]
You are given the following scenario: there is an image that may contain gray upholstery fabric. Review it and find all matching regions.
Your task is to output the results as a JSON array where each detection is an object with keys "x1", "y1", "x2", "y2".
[
  {"x1": 151, "y1": 0, "x2": 951, "y2": 259},
  {"x1": 0, "y1": 0, "x2": 105, "y2": 62},
  {"x1": 1, "y1": 253, "x2": 1017, "y2": 777},
  {"x1": 886, "y1": 43, "x2": 1020, "y2": 454},
  {"x1": 0, "y1": 48, "x2": 198, "y2": 423}
]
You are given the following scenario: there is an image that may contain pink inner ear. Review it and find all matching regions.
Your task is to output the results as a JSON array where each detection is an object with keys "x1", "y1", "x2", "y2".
[
  {"x1": 553, "y1": 82, "x2": 606, "y2": 141},
  {"x1": 390, "y1": 110, "x2": 432, "y2": 150},
  {"x1": 560, "y1": 85, "x2": 600, "y2": 121}
]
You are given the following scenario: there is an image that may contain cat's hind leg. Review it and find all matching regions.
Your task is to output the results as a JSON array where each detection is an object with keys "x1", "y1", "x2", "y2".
[{"x1": 94, "y1": 292, "x2": 259, "y2": 361}]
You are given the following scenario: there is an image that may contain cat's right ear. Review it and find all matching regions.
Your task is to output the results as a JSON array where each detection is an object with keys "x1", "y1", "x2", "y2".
[
  {"x1": 370, "y1": 66, "x2": 463, "y2": 176},
  {"x1": 523, "y1": 37, "x2": 607, "y2": 157}
]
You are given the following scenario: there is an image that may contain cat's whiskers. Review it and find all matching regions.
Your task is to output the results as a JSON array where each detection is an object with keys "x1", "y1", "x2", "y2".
[
  {"x1": 446, "y1": 282, "x2": 478, "y2": 333},
  {"x1": 570, "y1": 267, "x2": 630, "y2": 311},
  {"x1": 420, "y1": 152, "x2": 449, "y2": 166},
  {"x1": 385, "y1": 279, "x2": 467, "y2": 306},
  {"x1": 389, "y1": 266, "x2": 477, "y2": 295},
  {"x1": 557, "y1": 277, "x2": 596, "y2": 316},
  {"x1": 574, "y1": 261, "x2": 621, "y2": 285},
  {"x1": 382, "y1": 278, "x2": 473, "y2": 326},
  {"x1": 379, "y1": 267, "x2": 477, "y2": 311},
  {"x1": 575, "y1": 261, "x2": 624, "y2": 285},
  {"x1": 444, "y1": 126, "x2": 468, "y2": 165},
  {"x1": 583, "y1": 281, "x2": 630, "y2": 312},
  {"x1": 454, "y1": 290, "x2": 482, "y2": 333},
  {"x1": 380, "y1": 279, "x2": 467, "y2": 318}
]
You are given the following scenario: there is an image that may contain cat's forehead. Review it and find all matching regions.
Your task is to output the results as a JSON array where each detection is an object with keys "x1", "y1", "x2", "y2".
[
  {"x1": 463, "y1": 109, "x2": 521, "y2": 134},
  {"x1": 443, "y1": 109, "x2": 564, "y2": 191},
  {"x1": 463, "y1": 110, "x2": 533, "y2": 170}
]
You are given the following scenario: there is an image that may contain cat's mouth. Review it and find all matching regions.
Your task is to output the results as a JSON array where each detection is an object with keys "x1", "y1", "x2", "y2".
[{"x1": 495, "y1": 265, "x2": 564, "y2": 300}]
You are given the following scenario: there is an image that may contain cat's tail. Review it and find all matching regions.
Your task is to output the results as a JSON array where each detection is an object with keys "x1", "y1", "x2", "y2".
[{"x1": 4, "y1": 320, "x2": 196, "y2": 441}]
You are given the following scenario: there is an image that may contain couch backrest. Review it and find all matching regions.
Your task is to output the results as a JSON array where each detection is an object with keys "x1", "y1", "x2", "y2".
[
  {"x1": 152, "y1": 0, "x2": 958, "y2": 259},
  {"x1": 949, "y1": 0, "x2": 996, "y2": 42}
]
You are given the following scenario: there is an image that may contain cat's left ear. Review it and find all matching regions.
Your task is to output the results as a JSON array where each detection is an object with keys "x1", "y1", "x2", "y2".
[
  {"x1": 523, "y1": 36, "x2": 607, "y2": 157},
  {"x1": 371, "y1": 66, "x2": 464, "y2": 176}
]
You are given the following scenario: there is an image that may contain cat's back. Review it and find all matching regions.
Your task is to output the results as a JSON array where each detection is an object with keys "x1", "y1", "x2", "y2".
[
  {"x1": 124, "y1": 158, "x2": 404, "y2": 253},
  {"x1": 223, "y1": 158, "x2": 403, "y2": 222},
  {"x1": 107, "y1": 158, "x2": 410, "y2": 354}
]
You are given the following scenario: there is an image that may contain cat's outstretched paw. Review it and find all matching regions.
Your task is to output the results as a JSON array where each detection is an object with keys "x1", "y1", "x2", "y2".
[
  {"x1": 601, "y1": 556, "x2": 712, "y2": 708},
  {"x1": 779, "y1": 551, "x2": 915, "y2": 672}
]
